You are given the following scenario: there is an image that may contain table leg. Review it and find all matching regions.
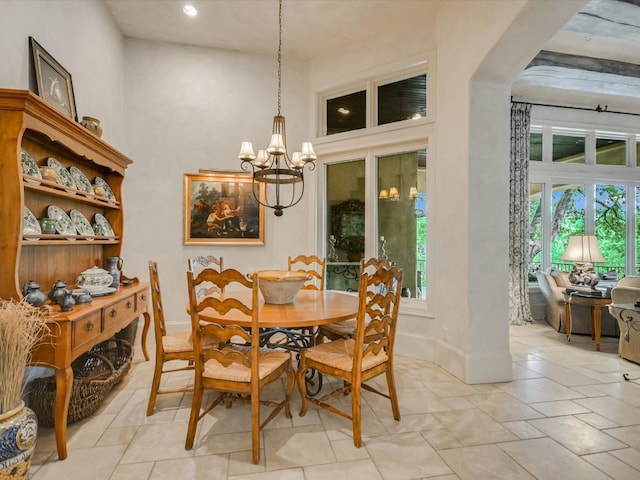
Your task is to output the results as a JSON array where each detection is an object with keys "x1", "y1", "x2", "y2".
[
  {"x1": 593, "y1": 306, "x2": 602, "y2": 352},
  {"x1": 565, "y1": 301, "x2": 572, "y2": 342},
  {"x1": 141, "y1": 311, "x2": 151, "y2": 361},
  {"x1": 53, "y1": 365, "x2": 73, "y2": 460}
]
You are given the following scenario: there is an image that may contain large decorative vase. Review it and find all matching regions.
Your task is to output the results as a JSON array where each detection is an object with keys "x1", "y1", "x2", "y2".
[{"x1": 0, "y1": 401, "x2": 38, "y2": 479}]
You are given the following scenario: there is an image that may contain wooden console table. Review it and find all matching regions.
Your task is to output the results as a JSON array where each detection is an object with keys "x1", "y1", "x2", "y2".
[
  {"x1": 30, "y1": 282, "x2": 150, "y2": 460},
  {"x1": 563, "y1": 290, "x2": 612, "y2": 351}
]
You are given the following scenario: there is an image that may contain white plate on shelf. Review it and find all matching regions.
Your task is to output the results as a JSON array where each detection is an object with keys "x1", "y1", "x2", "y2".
[
  {"x1": 47, "y1": 205, "x2": 77, "y2": 239},
  {"x1": 93, "y1": 213, "x2": 115, "y2": 239},
  {"x1": 69, "y1": 167, "x2": 94, "y2": 196},
  {"x1": 23, "y1": 206, "x2": 41, "y2": 240},
  {"x1": 69, "y1": 210, "x2": 95, "y2": 240},
  {"x1": 47, "y1": 157, "x2": 77, "y2": 193},
  {"x1": 21, "y1": 150, "x2": 41, "y2": 185},
  {"x1": 94, "y1": 176, "x2": 116, "y2": 202}
]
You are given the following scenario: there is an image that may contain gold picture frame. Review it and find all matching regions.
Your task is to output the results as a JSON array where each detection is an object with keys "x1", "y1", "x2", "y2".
[
  {"x1": 184, "y1": 171, "x2": 266, "y2": 245},
  {"x1": 29, "y1": 37, "x2": 77, "y2": 121}
]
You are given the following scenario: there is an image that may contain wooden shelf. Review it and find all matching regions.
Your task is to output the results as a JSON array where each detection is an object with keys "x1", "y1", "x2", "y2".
[{"x1": 23, "y1": 176, "x2": 120, "y2": 208}]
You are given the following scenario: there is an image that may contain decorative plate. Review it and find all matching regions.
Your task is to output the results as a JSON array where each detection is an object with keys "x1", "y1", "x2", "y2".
[
  {"x1": 21, "y1": 150, "x2": 41, "y2": 185},
  {"x1": 23, "y1": 206, "x2": 41, "y2": 240},
  {"x1": 72, "y1": 287, "x2": 116, "y2": 297},
  {"x1": 69, "y1": 210, "x2": 95, "y2": 240},
  {"x1": 93, "y1": 213, "x2": 115, "y2": 238},
  {"x1": 46, "y1": 157, "x2": 77, "y2": 193},
  {"x1": 47, "y1": 205, "x2": 77, "y2": 238},
  {"x1": 69, "y1": 167, "x2": 94, "y2": 196},
  {"x1": 94, "y1": 177, "x2": 116, "y2": 202}
]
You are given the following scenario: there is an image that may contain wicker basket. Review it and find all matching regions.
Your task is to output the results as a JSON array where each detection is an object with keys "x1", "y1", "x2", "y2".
[{"x1": 29, "y1": 338, "x2": 133, "y2": 427}]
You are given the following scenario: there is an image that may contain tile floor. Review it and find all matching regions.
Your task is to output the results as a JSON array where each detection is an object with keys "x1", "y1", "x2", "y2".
[{"x1": 30, "y1": 321, "x2": 640, "y2": 479}]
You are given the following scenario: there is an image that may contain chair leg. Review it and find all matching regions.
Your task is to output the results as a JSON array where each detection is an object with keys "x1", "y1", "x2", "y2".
[
  {"x1": 185, "y1": 382, "x2": 204, "y2": 450},
  {"x1": 251, "y1": 390, "x2": 260, "y2": 464},
  {"x1": 146, "y1": 356, "x2": 164, "y2": 416},
  {"x1": 386, "y1": 367, "x2": 401, "y2": 421},
  {"x1": 284, "y1": 368, "x2": 295, "y2": 418},
  {"x1": 351, "y1": 381, "x2": 362, "y2": 448},
  {"x1": 297, "y1": 356, "x2": 309, "y2": 416}
]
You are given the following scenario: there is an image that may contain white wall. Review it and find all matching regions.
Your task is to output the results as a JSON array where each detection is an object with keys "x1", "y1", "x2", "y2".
[
  {"x1": 121, "y1": 39, "x2": 315, "y2": 324},
  {"x1": 0, "y1": 0, "x2": 126, "y2": 147}
]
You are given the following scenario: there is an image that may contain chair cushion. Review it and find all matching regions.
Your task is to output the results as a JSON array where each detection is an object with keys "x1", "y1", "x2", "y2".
[
  {"x1": 202, "y1": 345, "x2": 290, "y2": 382},
  {"x1": 162, "y1": 331, "x2": 193, "y2": 353},
  {"x1": 321, "y1": 319, "x2": 356, "y2": 337},
  {"x1": 304, "y1": 338, "x2": 388, "y2": 372},
  {"x1": 549, "y1": 268, "x2": 570, "y2": 288}
]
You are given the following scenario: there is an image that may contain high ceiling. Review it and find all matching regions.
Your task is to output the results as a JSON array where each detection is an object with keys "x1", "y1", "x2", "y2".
[{"x1": 103, "y1": 0, "x2": 640, "y2": 112}]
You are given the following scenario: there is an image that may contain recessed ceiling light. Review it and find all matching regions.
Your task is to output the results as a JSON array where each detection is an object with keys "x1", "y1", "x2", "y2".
[
  {"x1": 183, "y1": 5, "x2": 198, "y2": 16},
  {"x1": 337, "y1": 107, "x2": 350, "y2": 115}
]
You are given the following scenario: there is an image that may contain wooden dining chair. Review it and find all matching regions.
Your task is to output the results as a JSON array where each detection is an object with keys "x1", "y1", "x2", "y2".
[
  {"x1": 316, "y1": 257, "x2": 396, "y2": 343},
  {"x1": 185, "y1": 267, "x2": 295, "y2": 464},
  {"x1": 288, "y1": 254, "x2": 326, "y2": 290},
  {"x1": 146, "y1": 260, "x2": 197, "y2": 416},
  {"x1": 297, "y1": 262, "x2": 403, "y2": 447},
  {"x1": 187, "y1": 255, "x2": 224, "y2": 296}
]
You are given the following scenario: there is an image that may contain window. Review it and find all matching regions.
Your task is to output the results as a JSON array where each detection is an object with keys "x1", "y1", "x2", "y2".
[
  {"x1": 377, "y1": 74, "x2": 427, "y2": 125},
  {"x1": 529, "y1": 125, "x2": 640, "y2": 282},
  {"x1": 377, "y1": 149, "x2": 426, "y2": 299},
  {"x1": 595, "y1": 137, "x2": 625, "y2": 166},
  {"x1": 319, "y1": 65, "x2": 430, "y2": 304},
  {"x1": 326, "y1": 90, "x2": 366, "y2": 135},
  {"x1": 321, "y1": 68, "x2": 427, "y2": 137},
  {"x1": 553, "y1": 133, "x2": 585, "y2": 163}
]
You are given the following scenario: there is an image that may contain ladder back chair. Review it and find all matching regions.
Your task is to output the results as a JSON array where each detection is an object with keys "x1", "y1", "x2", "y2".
[
  {"x1": 316, "y1": 257, "x2": 396, "y2": 343},
  {"x1": 287, "y1": 254, "x2": 326, "y2": 291},
  {"x1": 185, "y1": 267, "x2": 295, "y2": 464},
  {"x1": 297, "y1": 262, "x2": 404, "y2": 447},
  {"x1": 187, "y1": 255, "x2": 224, "y2": 296},
  {"x1": 146, "y1": 260, "x2": 197, "y2": 416}
]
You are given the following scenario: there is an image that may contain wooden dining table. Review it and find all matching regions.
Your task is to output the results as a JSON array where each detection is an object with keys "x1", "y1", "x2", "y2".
[{"x1": 196, "y1": 289, "x2": 359, "y2": 328}]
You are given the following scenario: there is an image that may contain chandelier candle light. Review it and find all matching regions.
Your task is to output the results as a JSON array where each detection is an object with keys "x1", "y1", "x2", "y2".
[{"x1": 238, "y1": 0, "x2": 316, "y2": 217}]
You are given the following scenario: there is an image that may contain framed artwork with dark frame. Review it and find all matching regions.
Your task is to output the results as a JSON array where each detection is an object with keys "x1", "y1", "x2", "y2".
[
  {"x1": 29, "y1": 37, "x2": 77, "y2": 121},
  {"x1": 184, "y1": 171, "x2": 266, "y2": 245}
]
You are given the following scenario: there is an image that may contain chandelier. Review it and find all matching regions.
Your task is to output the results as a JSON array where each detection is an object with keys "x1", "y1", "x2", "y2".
[{"x1": 238, "y1": 0, "x2": 316, "y2": 217}]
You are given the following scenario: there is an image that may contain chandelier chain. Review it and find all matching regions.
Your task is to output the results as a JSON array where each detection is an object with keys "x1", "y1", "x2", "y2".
[{"x1": 277, "y1": 0, "x2": 282, "y2": 116}]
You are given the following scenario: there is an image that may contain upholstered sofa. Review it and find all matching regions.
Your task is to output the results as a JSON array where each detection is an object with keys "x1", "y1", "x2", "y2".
[
  {"x1": 610, "y1": 276, "x2": 640, "y2": 364},
  {"x1": 536, "y1": 269, "x2": 619, "y2": 336}
]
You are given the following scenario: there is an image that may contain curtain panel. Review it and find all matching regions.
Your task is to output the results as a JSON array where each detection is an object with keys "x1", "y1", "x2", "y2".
[{"x1": 509, "y1": 102, "x2": 535, "y2": 325}]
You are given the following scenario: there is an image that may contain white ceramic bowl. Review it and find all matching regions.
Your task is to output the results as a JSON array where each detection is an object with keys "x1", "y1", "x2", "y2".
[
  {"x1": 256, "y1": 270, "x2": 311, "y2": 304},
  {"x1": 76, "y1": 266, "x2": 113, "y2": 292}
]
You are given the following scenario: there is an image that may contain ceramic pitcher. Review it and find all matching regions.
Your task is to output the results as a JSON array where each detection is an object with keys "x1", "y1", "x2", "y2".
[{"x1": 106, "y1": 257, "x2": 123, "y2": 289}]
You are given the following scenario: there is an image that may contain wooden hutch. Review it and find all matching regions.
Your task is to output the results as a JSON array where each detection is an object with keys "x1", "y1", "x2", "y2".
[{"x1": 0, "y1": 89, "x2": 149, "y2": 460}]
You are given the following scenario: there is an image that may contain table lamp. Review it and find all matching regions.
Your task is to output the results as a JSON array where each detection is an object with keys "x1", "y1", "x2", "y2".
[{"x1": 560, "y1": 234, "x2": 606, "y2": 289}]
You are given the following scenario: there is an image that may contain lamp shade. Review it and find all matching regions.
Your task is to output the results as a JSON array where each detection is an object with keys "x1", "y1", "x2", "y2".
[{"x1": 560, "y1": 235, "x2": 605, "y2": 263}]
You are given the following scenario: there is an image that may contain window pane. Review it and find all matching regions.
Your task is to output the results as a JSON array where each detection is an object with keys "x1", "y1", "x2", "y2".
[
  {"x1": 595, "y1": 138, "x2": 626, "y2": 166},
  {"x1": 326, "y1": 90, "x2": 366, "y2": 135},
  {"x1": 326, "y1": 160, "x2": 365, "y2": 292},
  {"x1": 530, "y1": 133, "x2": 542, "y2": 162},
  {"x1": 529, "y1": 183, "x2": 542, "y2": 280},
  {"x1": 377, "y1": 149, "x2": 427, "y2": 299},
  {"x1": 595, "y1": 184, "x2": 625, "y2": 279},
  {"x1": 553, "y1": 134, "x2": 585, "y2": 163},
  {"x1": 377, "y1": 74, "x2": 427, "y2": 125},
  {"x1": 551, "y1": 183, "x2": 585, "y2": 270}
]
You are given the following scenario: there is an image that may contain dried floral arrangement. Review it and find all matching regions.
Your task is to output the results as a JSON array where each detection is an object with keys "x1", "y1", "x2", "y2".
[{"x1": 0, "y1": 299, "x2": 49, "y2": 413}]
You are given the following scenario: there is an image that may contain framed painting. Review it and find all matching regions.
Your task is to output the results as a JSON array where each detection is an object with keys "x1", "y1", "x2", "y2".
[
  {"x1": 184, "y1": 171, "x2": 266, "y2": 245},
  {"x1": 29, "y1": 37, "x2": 77, "y2": 121}
]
